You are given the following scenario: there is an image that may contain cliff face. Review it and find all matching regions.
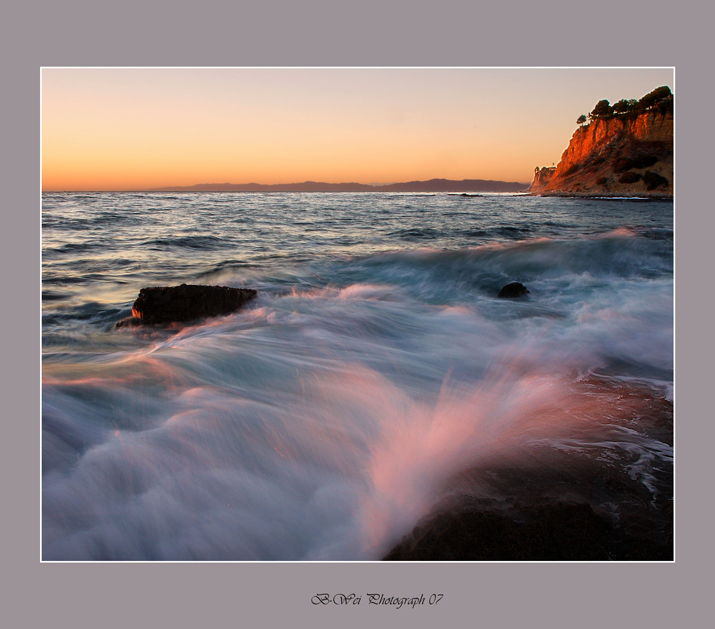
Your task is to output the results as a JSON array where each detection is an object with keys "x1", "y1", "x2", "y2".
[{"x1": 530, "y1": 111, "x2": 673, "y2": 197}]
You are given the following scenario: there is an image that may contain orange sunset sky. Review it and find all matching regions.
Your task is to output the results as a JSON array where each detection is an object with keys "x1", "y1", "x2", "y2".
[{"x1": 42, "y1": 68, "x2": 674, "y2": 191}]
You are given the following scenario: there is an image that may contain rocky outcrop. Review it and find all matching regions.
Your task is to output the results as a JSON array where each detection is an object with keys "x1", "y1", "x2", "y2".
[
  {"x1": 531, "y1": 166, "x2": 556, "y2": 190},
  {"x1": 384, "y1": 382, "x2": 673, "y2": 561},
  {"x1": 118, "y1": 284, "x2": 257, "y2": 326},
  {"x1": 530, "y1": 110, "x2": 673, "y2": 198}
]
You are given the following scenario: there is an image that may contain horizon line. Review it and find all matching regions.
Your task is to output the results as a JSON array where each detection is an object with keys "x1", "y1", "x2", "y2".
[{"x1": 42, "y1": 176, "x2": 532, "y2": 193}]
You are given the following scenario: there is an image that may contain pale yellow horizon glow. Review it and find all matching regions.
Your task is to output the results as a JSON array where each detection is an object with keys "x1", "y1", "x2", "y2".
[{"x1": 42, "y1": 68, "x2": 674, "y2": 191}]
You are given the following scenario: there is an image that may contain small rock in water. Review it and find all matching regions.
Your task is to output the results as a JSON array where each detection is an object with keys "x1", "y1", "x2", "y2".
[
  {"x1": 497, "y1": 282, "x2": 529, "y2": 298},
  {"x1": 115, "y1": 317, "x2": 143, "y2": 329},
  {"x1": 120, "y1": 284, "x2": 258, "y2": 326}
]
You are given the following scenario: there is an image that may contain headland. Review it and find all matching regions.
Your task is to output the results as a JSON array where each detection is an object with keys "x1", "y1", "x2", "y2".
[{"x1": 530, "y1": 86, "x2": 673, "y2": 198}]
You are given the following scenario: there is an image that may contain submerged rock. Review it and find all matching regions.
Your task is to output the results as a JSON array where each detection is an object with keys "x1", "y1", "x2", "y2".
[
  {"x1": 120, "y1": 284, "x2": 257, "y2": 326},
  {"x1": 115, "y1": 317, "x2": 143, "y2": 329},
  {"x1": 497, "y1": 282, "x2": 529, "y2": 298}
]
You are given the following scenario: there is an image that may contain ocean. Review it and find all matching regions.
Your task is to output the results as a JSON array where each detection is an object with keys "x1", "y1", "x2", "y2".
[{"x1": 41, "y1": 192, "x2": 674, "y2": 560}]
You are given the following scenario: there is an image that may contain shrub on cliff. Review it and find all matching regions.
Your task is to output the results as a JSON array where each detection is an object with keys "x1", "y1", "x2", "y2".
[
  {"x1": 613, "y1": 158, "x2": 630, "y2": 173},
  {"x1": 643, "y1": 171, "x2": 669, "y2": 190},
  {"x1": 613, "y1": 154, "x2": 659, "y2": 173},
  {"x1": 656, "y1": 96, "x2": 674, "y2": 116},
  {"x1": 619, "y1": 171, "x2": 642, "y2": 184}
]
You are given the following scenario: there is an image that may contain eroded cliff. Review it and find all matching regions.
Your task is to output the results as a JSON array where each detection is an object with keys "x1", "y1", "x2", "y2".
[{"x1": 530, "y1": 110, "x2": 673, "y2": 198}]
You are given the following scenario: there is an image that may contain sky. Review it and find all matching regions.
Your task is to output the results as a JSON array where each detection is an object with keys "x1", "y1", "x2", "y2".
[{"x1": 41, "y1": 68, "x2": 674, "y2": 191}]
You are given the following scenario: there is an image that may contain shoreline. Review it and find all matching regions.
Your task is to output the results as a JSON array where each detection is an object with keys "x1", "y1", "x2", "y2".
[{"x1": 529, "y1": 191, "x2": 672, "y2": 200}]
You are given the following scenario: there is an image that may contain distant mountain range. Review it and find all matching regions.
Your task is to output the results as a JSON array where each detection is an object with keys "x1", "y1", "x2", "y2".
[{"x1": 146, "y1": 178, "x2": 530, "y2": 193}]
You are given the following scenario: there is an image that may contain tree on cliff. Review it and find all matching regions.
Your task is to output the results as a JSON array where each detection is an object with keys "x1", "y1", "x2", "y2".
[
  {"x1": 589, "y1": 100, "x2": 614, "y2": 121},
  {"x1": 577, "y1": 114, "x2": 587, "y2": 127},
  {"x1": 613, "y1": 99, "x2": 635, "y2": 114},
  {"x1": 586, "y1": 87, "x2": 672, "y2": 124},
  {"x1": 639, "y1": 86, "x2": 672, "y2": 110}
]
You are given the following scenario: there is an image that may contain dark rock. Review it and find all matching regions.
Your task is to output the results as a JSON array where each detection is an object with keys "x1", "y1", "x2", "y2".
[
  {"x1": 384, "y1": 502, "x2": 613, "y2": 561},
  {"x1": 618, "y1": 171, "x2": 642, "y2": 184},
  {"x1": 643, "y1": 170, "x2": 669, "y2": 191},
  {"x1": 384, "y1": 380, "x2": 673, "y2": 561},
  {"x1": 497, "y1": 282, "x2": 529, "y2": 298},
  {"x1": 115, "y1": 316, "x2": 143, "y2": 329},
  {"x1": 127, "y1": 284, "x2": 257, "y2": 325},
  {"x1": 384, "y1": 496, "x2": 673, "y2": 561}
]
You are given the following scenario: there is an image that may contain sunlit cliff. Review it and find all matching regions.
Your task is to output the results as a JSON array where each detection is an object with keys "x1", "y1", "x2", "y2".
[{"x1": 530, "y1": 87, "x2": 673, "y2": 198}]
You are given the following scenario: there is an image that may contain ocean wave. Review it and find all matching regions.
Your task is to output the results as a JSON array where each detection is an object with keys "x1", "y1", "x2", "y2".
[
  {"x1": 42, "y1": 349, "x2": 671, "y2": 560},
  {"x1": 146, "y1": 235, "x2": 231, "y2": 250},
  {"x1": 388, "y1": 228, "x2": 441, "y2": 240},
  {"x1": 346, "y1": 233, "x2": 671, "y2": 294}
]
